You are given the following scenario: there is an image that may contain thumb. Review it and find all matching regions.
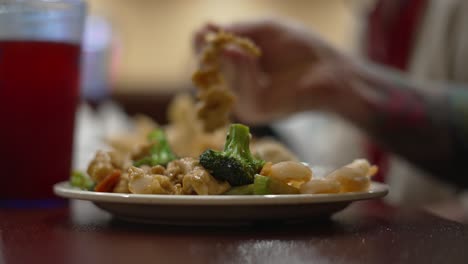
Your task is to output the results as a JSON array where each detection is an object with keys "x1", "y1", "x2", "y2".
[{"x1": 193, "y1": 22, "x2": 221, "y2": 53}]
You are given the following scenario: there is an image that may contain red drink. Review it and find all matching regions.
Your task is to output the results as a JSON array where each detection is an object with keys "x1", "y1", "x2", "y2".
[{"x1": 0, "y1": 41, "x2": 81, "y2": 199}]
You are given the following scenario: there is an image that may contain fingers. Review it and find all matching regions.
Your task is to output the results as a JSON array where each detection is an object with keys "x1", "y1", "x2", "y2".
[
  {"x1": 193, "y1": 20, "x2": 273, "y2": 54},
  {"x1": 221, "y1": 45, "x2": 263, "y2": 96},
  {"x1": 218, "y1": 46, "x2": 275, "y2": 124},
  {"x1": 221, "y1": 20, "x2": 269, "y2": 39},
  {"x1": 192, "y1": 21, "x2": 273, "y2": 124},
  {"x1": 193, "y1": 22, "x2": 221, "y2": 53},
  {"x1": 192, "y1": 20, "x2": 318, "y2": 122}
]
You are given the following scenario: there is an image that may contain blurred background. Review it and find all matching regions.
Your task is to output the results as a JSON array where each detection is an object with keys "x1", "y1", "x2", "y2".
[{"x1": 82, "y1": 0, "x2": 364, "y2": 97}]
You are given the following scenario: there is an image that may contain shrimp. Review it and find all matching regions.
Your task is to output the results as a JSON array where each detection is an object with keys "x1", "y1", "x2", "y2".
[
  {"x1": 182, "y1": 166, "x2": 230, "y2": 195},
  {"x1": 259, "y1": 162, "x2": 273, "y2": 176},
  {"x1": 269, "y1": 161, "x2": 313, "y2": 184},
  {"x1": 328, "y1": 167, "x2": 370, "y2": 192},
  {"x1": 113, "y1": 172, "x2": 130, "y2": 193},
  {"x1": 300, "y1": 178, "x2": 341, "y2": 194},
  {"x1": 252, "y1": 139, "x2": 299, "y2": 163},
  {"x1": 326, "y1": 159, "x2": 377, "y2": 193},
  {"x1": 87, "y1": 151, "x2": 115, "y2": 183}
]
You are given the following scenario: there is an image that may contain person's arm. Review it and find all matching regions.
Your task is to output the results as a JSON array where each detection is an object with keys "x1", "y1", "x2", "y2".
[{"x1": 333, "y1": 62, "x2": 468, "y2": 187}]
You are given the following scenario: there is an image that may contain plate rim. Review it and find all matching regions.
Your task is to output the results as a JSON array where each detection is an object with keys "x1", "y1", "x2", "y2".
[{"x1": 53, "y1": 181, "x2": 388, "y2": 206}]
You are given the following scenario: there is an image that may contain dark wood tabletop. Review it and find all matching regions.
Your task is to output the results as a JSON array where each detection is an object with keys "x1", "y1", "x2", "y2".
[{"x1": 1, "y1": 200, "x2": 467, "y2": 264}]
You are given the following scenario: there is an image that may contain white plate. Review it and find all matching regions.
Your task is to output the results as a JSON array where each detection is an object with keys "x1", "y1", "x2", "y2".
[{"x1": 54, "y1": 181, "x2": 388, "y2": 225}]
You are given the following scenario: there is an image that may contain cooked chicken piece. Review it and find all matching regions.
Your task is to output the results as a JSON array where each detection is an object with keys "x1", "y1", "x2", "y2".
[
  {"x1": 165, "y1": 157, "x2": 198, "y2": 184},
  {"x1": 151, "y1": 165, "x2": 166, "y2": 175},
  {"x1": 196, "y1": 87, "x2": 236, "y2": 133},
  {"x1": 300, "y1": 178, "x2": 341, "y2": 194},
  {"x1": 173, "y1": 183, "x2": 183, "y2": 195},
  {"x1": 113, "y1": 172, "x2": 130, "y2": 193},
  {"x1": 166, "y1": 93, "x2": 202, "y2": 157},
  {"x1": 165, "y1": 157, "x2": 230, "y2": 195},
  {"x1": 130, "y1": 142, "x2": 152, "y2": 161},
  {"x1": 326, "y1": 159, "x2": 376, "y2": 193},
  {"x1": 193, "y1": 31, "x2": 260, "y2": 132},
  {"x1": 105, "y1": 115, "x2": 158, "y2": 155},
  {"x1": 108, "y1": 151, "x2": 132, "y2": 171},
  {"x1": 87, "y1": 151, "x2": 116, "y2": 183},
  {"x1": 182, "y1": 165, "x2": 230, "y2": 195},
  {"x1": 127, "y1": 166, "x2": 175, "y2": 194}
]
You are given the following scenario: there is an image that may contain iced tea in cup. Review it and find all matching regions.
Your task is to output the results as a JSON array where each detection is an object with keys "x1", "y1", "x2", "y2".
[{"x1": 0, "y1": 0, "x2": 86, "y2": 202}]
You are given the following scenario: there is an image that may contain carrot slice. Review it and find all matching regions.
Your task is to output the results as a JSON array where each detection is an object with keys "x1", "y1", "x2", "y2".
[{"x1": 95, "y1": 170, "x2": 121, "y2": 192}]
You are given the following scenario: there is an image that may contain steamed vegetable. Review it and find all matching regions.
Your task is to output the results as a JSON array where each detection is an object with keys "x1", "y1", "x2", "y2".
[
  {"x1": 70, "y1": 170, "x2": 95, "y2": 191},
  {"x1": 200, "y1": 124, "x2": 265, "y2": 186},
  {"x1": 134, "y1": 129, "x2": 177, "y2": 167},
  {"x1": 94, "y1": 170, "x2": 121, "y2": 192},
  {"x1": 224, "y1": 184, "x2": 254, "y2": 195},
  {"x1": 253, "y1": 174, "x2": 299, "y2": 195},
  {"x1": 224, "y1": 175, "x2": 300, "y2": 195}
]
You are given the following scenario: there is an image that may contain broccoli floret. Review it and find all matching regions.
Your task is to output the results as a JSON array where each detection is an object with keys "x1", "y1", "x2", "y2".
[
  {"x1": 134, "y1": 129, "x2": 177, "y2": 167},
  {"x1": 199, "y1": 124, "x2": 265, "y2": 186},
  {"x1": 70, "y1": 170, "x2": 95, "y2": 191}
]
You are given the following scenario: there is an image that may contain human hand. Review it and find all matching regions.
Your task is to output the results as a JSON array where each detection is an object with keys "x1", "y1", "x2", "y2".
[{"x1": 193, "y1": 19, "x2": 358, "y2": 124}]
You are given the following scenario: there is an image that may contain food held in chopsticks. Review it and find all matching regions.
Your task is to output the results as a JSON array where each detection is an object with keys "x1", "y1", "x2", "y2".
[{"x1": 192, "y1": 31, "x2": 260, "y2": 132}]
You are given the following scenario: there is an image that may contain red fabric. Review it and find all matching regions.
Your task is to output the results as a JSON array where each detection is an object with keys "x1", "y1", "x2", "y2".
[{"x1": 365, "y1": 0, "x2": 427, "y2": 182}]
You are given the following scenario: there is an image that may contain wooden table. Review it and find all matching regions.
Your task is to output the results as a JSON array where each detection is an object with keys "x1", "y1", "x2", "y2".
[{"x1": 1, "y1": 200, "x2": 467, "y2": 264}]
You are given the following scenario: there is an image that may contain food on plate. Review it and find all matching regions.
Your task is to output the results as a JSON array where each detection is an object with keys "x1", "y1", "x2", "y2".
[
  {"x1": 251, "y1": 138, "x2": 300, "y2": 164},
  {"x1": 300, "y1": 178, "x2": 342, "y2": 195},
  {"x1": 105, "y1": 115, "x2": 158, "y2": 155},
  {"x1": 71, "y1": 123, "x2": 378, "y2": 195},
  {"x1": 128, "y1": 166, "x2": 177, "y2": 194},
  {"x1": 192, "y1": 31, "x2": 261, "y2": 132},
  {"x1": 252, "y1": 174, "x2": 300, "y2": 195},
  {"x1": 70, "y1": 170, "x2": 94, "y2": 191},
  {"x1": 94, "y1": 170, "x2": 121, "y2": 193},
  {"x1": 199, "y1": 124, "x2": 265, "y2": 186},
  {"x1": 126, "y1": 157, "x2": 230, "y2": 195},
  {"x1": 300, "y1": 159, "x2": 378, "y2": 194},
  {"x1": 69, "y1": 31, "x2": 378, "y2": 196},
  {"x1": 132, "y1": 128, "x2": 177, "y2": 167},
  {"x1": 261, "y1": 161, "x2": 312, "y2": 189},
  {"x1": 224, "y1": 174, "x2": 299, "y2": 195},
  {"x1": 327, "y1": 159, "x2": 378, "y2": 193},
  {"x1": 104, "y1": 93, "x2": 298, "y2": 164}
]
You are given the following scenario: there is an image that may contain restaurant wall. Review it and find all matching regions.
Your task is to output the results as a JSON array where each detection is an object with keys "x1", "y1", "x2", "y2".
[{"x1": 85, "y1": 0, "x2": 362, "y2": 93}]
